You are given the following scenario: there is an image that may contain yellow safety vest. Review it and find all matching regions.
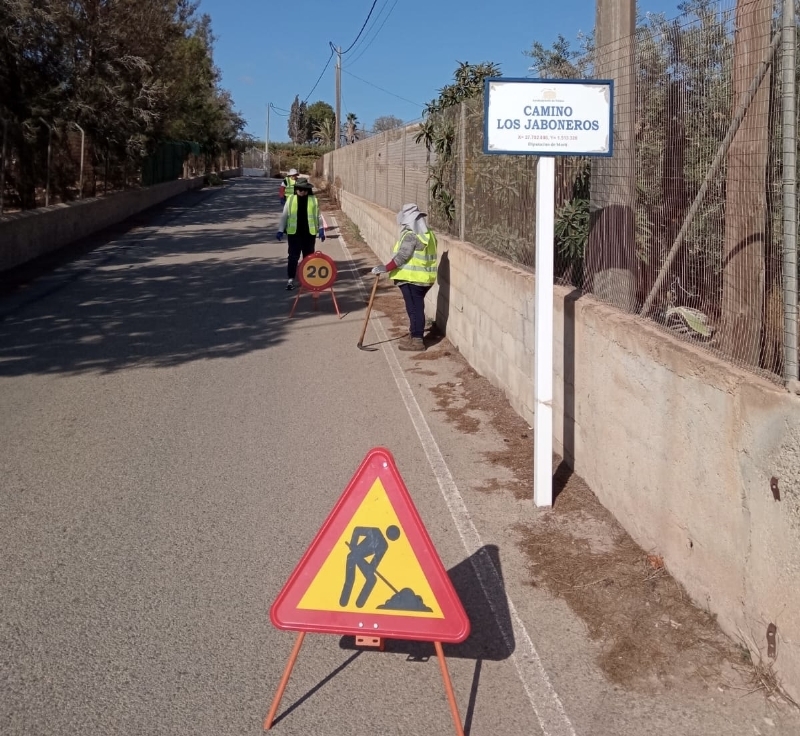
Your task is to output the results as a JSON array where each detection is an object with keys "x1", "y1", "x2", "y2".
[
  {"x1": 390, "y1": 229, "x2": 437, "y2": 284},
  {"x1": 286, "y1": 195, "x2": 320, "y2": 235},
  {"x1": 283, "y1": 177, "x2": 296, "y2": 197}
]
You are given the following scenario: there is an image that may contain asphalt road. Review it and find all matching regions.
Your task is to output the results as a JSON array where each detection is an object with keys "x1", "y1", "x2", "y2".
[
  {"x1": 4, "y1": 176, "x2": 799, "y2": 736},
  {"x1": 0, "y1": 177, "x2": 544, "y2": 736}
]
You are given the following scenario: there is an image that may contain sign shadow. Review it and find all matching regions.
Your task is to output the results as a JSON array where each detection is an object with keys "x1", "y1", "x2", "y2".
[{"x1": 337, "y1": 544, "x2": 513, "y2": 736}]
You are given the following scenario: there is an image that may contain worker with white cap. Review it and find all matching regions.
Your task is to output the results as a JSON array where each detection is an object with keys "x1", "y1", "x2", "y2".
[
  {"x1": 371, "y1": 203, "x2": 438, "y2": 351},
  {"x1": 279, "y1": 168, "x2": 299, "y2": 206}
]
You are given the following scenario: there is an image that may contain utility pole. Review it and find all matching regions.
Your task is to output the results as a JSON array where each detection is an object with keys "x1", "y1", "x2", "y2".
[
  {"x1": 586, "y1": 0, "x2": 636, "y2": 311},
  {"x1": 265, "y1": 103, "x2": 270, "y2": 174},
  {"x1": 335, "y1": 46, "x2": 342, "y2": 149}
]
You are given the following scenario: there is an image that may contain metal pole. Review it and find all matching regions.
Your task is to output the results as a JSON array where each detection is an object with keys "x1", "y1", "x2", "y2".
[
  {"x1": 0, "y1": 119, "x2": 7, "y2": 216},
  {"x1": 385, "y1": 131, "x2": 389, "y2": 208},
  {"x1": 265, "y1": 103, "x2": 270, "y2": 174},
  {"x1": 72, "y1": 123, "x2": 85, "y2": 199},
  {"x1": 534, "y1": 156, "x2": 555, "y2": 507},
  {"x1": 782, "y1": 0, "x2": 798, "y2": 383},
  {"x1": 39, "y1": 118, "x2": 52, "y2": 207},
  {"x1": 401, "y1": 125, "x2": 406, "y2": 205},
  {"x1": 459, "y1": 103, "x2": 466, "y2": 241},
  {"x1": 335, "y1": 46, "x2": 342, "y2": 150}
]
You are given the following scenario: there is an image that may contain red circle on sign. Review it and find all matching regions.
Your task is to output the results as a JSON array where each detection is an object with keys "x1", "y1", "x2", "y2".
[{"x1": 298, "y1": 252, "x2": 337, "y2": 292}]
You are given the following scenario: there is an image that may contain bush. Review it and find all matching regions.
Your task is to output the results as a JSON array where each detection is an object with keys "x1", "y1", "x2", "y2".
[
  {"x1": 205, "y1": 172, "x2": 224, "y2": 186},
  {"x1": 268, "y1": 143, "x2": 329, "y2": 177}
]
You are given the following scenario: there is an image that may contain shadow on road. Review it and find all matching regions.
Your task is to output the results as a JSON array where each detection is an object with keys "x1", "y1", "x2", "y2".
[{"x1": 0, "y1": 178, "x2": 374, "y2": 377}]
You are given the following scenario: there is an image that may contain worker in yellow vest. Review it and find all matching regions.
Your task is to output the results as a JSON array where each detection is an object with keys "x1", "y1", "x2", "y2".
[
  {"x1": 277, "y1": 179, "x2": 325, "y2": 290},
  {"x1": 279, "y1": 168, "x2": 299, "y2": 206},
  {"x1": 371, "y1": 204, "x2": 437, "y2": 351}
]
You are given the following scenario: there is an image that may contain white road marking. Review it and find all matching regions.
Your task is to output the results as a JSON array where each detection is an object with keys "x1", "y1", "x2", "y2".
[{"x1": 333, "y1": 216, "x2": 577, "y2": 736}]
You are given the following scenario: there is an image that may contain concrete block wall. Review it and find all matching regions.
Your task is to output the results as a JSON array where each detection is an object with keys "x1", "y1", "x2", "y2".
[
  {"x1": 337, "y1": 188, "x2": 800, "y2": 700},
  {"x1": 0, "y1": 168, "x2": 242, "y2": 273}
]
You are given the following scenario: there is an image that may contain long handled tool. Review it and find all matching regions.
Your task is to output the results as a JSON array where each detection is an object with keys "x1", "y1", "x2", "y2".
[{"x1": 357, "y1": 275, "x2": 380, "y2": 351}]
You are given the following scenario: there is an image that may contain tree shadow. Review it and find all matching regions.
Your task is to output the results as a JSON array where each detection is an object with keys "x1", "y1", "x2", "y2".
[{"x1": 0, "y1": 177, "x2": 373, "y2": 376}]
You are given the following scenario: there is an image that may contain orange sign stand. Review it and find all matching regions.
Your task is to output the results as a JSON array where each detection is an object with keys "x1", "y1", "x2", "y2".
[
  {"x1": 289, "y1": 251, "x2": 341, "y2": 318},
  {"x1": 264, "y1": 447, "x2": 470, "y2": 734}
]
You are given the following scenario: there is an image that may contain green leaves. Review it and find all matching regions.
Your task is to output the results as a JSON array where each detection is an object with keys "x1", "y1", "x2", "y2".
[
  {"x1": 419, "y1": 62, "x2": 502, "y2": 234},
  {"x1": 665, "y1": 306, "x2": 713, "y2": 337}
]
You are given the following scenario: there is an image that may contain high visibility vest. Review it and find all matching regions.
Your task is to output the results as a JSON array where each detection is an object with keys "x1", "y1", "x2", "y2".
[
  {"x1": 285, "y1": 195, "x2": 320, "y2": 235},
  {"x1": 283, "y1": 177, "x2": 296, "y2": 197},
  {"x1": 390, "y1": 229, "x2": 437, "y2": 284}
]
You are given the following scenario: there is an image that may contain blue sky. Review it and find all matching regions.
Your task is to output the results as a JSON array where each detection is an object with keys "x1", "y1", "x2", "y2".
[{"x1": 199, "y1": 0, "x2": 684, "y2": 142}]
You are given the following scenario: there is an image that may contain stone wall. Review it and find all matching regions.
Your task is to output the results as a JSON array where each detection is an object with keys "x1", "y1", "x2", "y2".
[{"x1": 0, "y1": 168, "x2": 242, "y2": 272}]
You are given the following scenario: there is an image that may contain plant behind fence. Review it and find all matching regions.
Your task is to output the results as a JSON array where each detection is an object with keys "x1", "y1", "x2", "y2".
[{"x1": 321, "y1": 0, "x2": 799, "y2": 382}]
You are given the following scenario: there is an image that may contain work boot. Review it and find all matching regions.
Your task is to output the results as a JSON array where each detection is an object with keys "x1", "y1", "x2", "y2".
[{"x1": 398, "y1": 336, "x2": 425, "y2": 352}]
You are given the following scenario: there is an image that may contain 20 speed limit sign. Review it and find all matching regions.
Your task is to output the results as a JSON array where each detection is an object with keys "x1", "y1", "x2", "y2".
[{"x1": 298, "y1": 252, "x2": 337, "y2": 292}]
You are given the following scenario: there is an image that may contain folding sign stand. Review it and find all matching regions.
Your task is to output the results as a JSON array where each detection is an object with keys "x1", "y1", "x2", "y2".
[
  {"x1": 288, "y1": 251, "x2": 342, "y2": 319},
  {"x1": 263, "y1": 634, "x2": 464, "y2": 736},
  {"x1": 263, "y1": 447, "x2": 470, "y2": 734}
]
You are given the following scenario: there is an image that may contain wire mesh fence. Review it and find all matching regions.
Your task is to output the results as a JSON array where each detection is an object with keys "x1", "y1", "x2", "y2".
[
  {"x1": 0, "y1": 118, "x2": 240, "y2": 216},
  {"x1": 318, "y1": 123, "x2": 430, "y2": 215},
  {"x1": 319, "y1": 0, "x2": 799, "y2": 382}
]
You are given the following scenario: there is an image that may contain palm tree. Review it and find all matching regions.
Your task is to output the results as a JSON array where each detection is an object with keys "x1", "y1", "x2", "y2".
[
  {"x1": 312, "y1": 118, "x2": 336, "y2": 146},
  {"x1": 345, "y1": 112, "x2": 358, "y2": 144}
]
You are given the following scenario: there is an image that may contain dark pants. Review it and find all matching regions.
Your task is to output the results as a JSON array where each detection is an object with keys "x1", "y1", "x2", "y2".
[
  {"x1": 287, "y1": 234, "x2": 316, "y2": 279},
  {"x1": 397, "y1": 282, "x2": 432, "y2": 338}
]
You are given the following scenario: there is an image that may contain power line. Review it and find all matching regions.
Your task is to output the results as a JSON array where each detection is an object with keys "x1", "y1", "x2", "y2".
[
  {"x1": 345, "y1": 0, "x2": 390, "y2": 57},
  {"x1": 341, "y1": 0, "x2": 380, "y2": 54},
  {"x1": 304, "y1": 48, "x2": 335, "y2": 102},
  {"x1": 347, "y1": 0, "x2": 400, "y2": 67},
  {"x1": 269, "y1": 103, "x2": 289, "y2": 117},
  {"x1": 341, "y1": 69, "x2": 424, "y2": 108}
]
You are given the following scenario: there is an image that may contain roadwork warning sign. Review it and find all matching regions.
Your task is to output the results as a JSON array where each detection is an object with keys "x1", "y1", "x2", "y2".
[{"x1": 270, "y1": 447, "x2": 470, "y2": 643}]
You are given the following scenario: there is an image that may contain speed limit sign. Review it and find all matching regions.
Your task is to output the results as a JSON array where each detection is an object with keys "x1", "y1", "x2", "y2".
[
  {"x1": 298, "y1": 252, "x2": 337, "y2": 292},
  {"x1": 290, "y1": 251, "x2": 342, "y2": 319}
]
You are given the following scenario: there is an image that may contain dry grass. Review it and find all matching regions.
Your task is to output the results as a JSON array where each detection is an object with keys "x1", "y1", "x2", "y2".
[{"x1": 728, "y1": 633, "x2": 800, "y2": 708}]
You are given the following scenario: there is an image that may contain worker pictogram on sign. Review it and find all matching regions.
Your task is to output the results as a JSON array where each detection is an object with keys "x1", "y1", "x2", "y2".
[{"x1": 270, "y1": 447, "x2": 469, "y2": 643}]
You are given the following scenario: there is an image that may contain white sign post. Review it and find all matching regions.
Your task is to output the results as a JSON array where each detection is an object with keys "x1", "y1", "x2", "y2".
[{"x1": 483, "y1": 78, "x2": 614, "y2": 507}]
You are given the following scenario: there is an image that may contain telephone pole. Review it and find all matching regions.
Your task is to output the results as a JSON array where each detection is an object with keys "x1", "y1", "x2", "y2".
[
  {"x1": 265, "y1": 103, "x2": 270, "y2": 173},
  {"x1": 335, "y1": 46, "x2": 342, "y2": 149}
]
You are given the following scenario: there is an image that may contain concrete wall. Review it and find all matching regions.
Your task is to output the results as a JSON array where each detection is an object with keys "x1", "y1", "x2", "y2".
[
  {"x1": 337, "y1": 188, "x2": 800, "y2": 699},
  {"x1": 0, "y1": 168, "x2": 242, "y2": 273}
]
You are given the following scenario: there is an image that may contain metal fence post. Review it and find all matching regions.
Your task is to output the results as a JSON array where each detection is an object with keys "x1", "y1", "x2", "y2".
[
  {"x1": 39, "y1": 118, "x2": 52, "y2": 207},
  {"x1": 781, "y1": 0, "x2": 798, "y2": 383},
  {"x1": 459, "y1": 103, "x2": 466, "y2": 242},
  {"x1": 72, "y1": 122, "x2": 85, "y2": 199},
  {"x1": 401, "y1": 126, "x2": 406, "y2": 206},
  {"x1": 0, "y1": 119, "x2": 7, "y2": 216},
  {"x1": 385, "y1": 132, "x2": 389, "y2": 209}
]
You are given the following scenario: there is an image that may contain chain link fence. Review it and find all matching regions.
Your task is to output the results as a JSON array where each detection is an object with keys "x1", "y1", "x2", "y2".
[
  {"x1": 0, "y1": 118, "x2": 240, "y2": 216},
  {"x1": 319, "y1": 0, "x2": 799, "y2": 382},
  {"x1": 317, "y1": 123, "x2": 430, "y2": 215}
]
